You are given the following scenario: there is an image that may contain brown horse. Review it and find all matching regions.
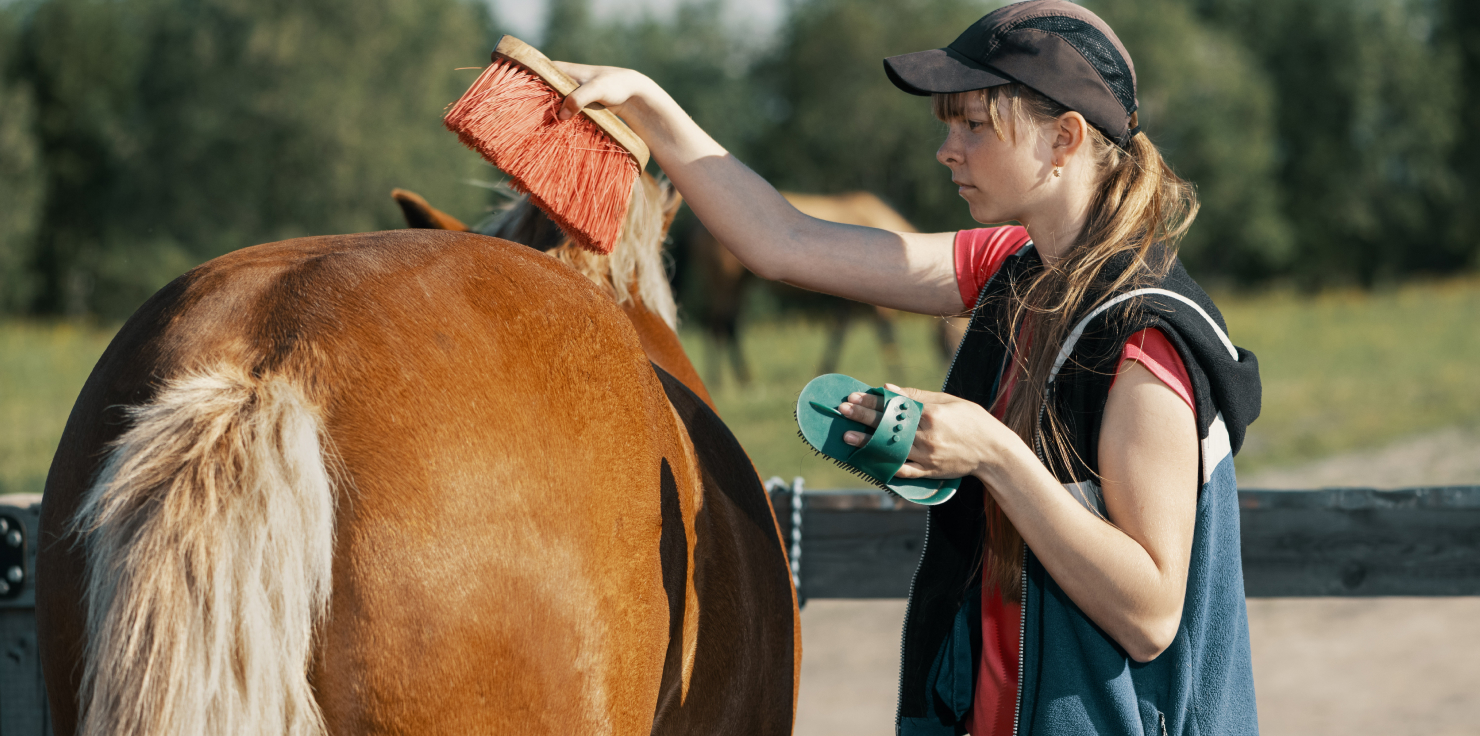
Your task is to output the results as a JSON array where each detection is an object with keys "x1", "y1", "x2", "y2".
[
  {"x1": 37, "y1": 176, "x2": 798, "y2": 735},
  {"x1": 680, "y1": 191, "x2": 967, "y2": 388}
]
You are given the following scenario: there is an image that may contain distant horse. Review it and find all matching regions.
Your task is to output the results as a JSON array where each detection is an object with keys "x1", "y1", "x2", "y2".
[
  {"x1": 37, "y1": 175, "x2": 799, "y2": 735},
  {"x1": 680, "y1": 191, "x2": 967, "y2": 388}
]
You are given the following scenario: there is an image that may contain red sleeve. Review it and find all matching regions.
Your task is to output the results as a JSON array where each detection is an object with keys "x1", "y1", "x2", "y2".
[
  {"x1": 1113, "y1": 328, "x2": 1195, "y2": 414},
  {"x1": 954, "y1": 226, "x2": 1031, "y2": 309}
]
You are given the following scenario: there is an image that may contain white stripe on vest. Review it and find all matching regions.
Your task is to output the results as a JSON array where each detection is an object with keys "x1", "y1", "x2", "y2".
[{"x1": 1045, "y1": 288, "x2": 1240, "y2": 498}]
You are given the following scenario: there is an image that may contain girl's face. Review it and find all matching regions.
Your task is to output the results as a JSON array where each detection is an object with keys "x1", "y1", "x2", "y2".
[{"x1": 936, "y1": 94, "x2": 1057, "y2": 226}]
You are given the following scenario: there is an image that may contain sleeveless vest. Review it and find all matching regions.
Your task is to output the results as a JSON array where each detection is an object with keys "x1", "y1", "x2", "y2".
[{"x1": 897, "y1": 245, "x2": 1262, "y2": 736}]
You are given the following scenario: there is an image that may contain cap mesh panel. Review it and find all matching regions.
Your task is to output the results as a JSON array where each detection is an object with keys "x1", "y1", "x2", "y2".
[{"x1": 1005, "y1": 16, "x2": 1136, "y2": 116}]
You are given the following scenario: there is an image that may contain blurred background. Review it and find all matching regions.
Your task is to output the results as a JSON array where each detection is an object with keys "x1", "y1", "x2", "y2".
[{"x1": 1, "y1": 0, "x2": 1477, "y2": 733}]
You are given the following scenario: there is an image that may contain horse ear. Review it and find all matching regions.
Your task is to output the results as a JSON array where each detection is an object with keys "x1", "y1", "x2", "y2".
[
  {"x1": 392, "y1": 188, "x2": 470, "y2": 231},
  {"x1": 657, "y1": 181, "x2": 684, "y2": 239}
]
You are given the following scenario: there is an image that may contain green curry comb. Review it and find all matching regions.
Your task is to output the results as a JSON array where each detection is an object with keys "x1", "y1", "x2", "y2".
[{"x1": 795, "y1": 373, "x2": 960, "y2": 505}]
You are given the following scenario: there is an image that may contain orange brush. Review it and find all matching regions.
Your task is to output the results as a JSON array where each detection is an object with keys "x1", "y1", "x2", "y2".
[{"x1": 445, "y1": 36, "x2": 651, "y2": 254}]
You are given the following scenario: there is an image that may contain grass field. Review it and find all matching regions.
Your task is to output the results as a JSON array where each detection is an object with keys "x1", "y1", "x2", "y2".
[
  {"x1": 0, "y1": 321, "x2": 115, "y2": 496},
  {"x1": 2, "y1": 277, "x2": 1477, "y2": 494}
]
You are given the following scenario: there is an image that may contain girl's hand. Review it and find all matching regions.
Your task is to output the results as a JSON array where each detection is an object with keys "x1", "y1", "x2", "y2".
[
  {"x1": 552, "y1": 62, "x2": 659, "y2": 122},
  {"x1": 838, "y1": 384, "x2": 1019, "y2": 479}
]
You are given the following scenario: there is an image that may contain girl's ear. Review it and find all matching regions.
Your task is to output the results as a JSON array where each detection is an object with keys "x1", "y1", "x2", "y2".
[{"x1": 1053, "y1": 111, "x2": 1090, "y2": 160}]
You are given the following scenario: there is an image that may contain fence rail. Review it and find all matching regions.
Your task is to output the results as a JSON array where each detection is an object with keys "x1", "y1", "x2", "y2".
[
  {"x1": 764, "y1": 481, "x2": 1480, "y2": 602},
  {"x1": 0, "y1": 485, "x2": 1476, "y2": 733}
]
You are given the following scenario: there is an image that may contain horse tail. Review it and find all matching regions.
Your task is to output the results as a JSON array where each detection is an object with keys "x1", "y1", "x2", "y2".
[{"x1": 70, "y1": 365, "x2": 335, "y2": 736}]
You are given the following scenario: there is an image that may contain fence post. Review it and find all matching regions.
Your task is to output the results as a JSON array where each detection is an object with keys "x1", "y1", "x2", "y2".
[{"x1": 0, "y1": 495, "x2": 51, "y2": 735}]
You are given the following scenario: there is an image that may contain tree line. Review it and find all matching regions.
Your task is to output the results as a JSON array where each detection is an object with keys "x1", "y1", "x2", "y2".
[{"x1": 2, "y1": 0, "x2": 1476, "y2": 318}]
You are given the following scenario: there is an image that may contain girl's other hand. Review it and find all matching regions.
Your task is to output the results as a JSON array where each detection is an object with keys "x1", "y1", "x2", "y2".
[{"x1": 838, "y1": 383, "x2": 1018, "y2": 480}]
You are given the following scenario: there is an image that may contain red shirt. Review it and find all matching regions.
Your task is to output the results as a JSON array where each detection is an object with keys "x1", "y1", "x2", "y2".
[{"x1": 954, "y1": 228, "x2": 1194, "y2": 735}]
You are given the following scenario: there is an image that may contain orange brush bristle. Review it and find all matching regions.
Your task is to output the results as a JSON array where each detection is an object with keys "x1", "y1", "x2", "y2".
[{"x1": 445, "y1": 41, "x2": 643, "y2": 255}]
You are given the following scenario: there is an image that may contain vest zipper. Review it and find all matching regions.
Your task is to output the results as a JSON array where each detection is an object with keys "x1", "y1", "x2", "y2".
[
  {"x1": 1012, "y1": 370, "x2": 1059, "y2": 731},
  {"x1": 893, "y1": 508, "x2": 930, "y2": 734},
  {"x1": 1012, "y1": 544, "x2": 1028, "y2": 736},
  {"x1": 1013, "y1": 411, "x2": 1050, "y2": 736},
  {"x1": 894, "y1": 278, "x2": 991, "y2": 733},
  {"x1": 895, "y1": 247, "x2": 1030, "y2": 734}
]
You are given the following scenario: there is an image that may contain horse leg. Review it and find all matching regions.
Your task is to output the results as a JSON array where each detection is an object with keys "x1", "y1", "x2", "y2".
[
  {"x1": 817, "y1": 303, "x2": 851, "y2": 376},
  {"x1": 728, "y1": 323, "x2": 752, "y2": 386},
  {"x1": 704, "y1": 333, "x2": 726, "y2": 390},
  {"x1": 938, "y1": 315, "x2": 969, "y2": 361},
  {"x1": 872, "y1": 306, "x2": 905, "y2": 383}
]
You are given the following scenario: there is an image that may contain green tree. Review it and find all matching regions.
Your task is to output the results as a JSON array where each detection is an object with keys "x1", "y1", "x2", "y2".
[
  {"x1": 17, "y1": 0, "x2": 499, "y2": 317},
  {"x1": 1090, "y1": 0, "x2": 1291, "y2": 284},
  {"x1": 1439, "y1": 0, "x2": 1480, "y2": 270},
  {"x1": 540, "y1": 0, "x2": 771, "y2": 160},
  {"x1": 1199, "y1": 0, "x2": 1461, "y2": 286},
  {"x1": 751, "y1": 0, "x2": 996, "y2": 234},
  {"x1": 0, "y1": 4, "x2": 46, "y2": 312}
]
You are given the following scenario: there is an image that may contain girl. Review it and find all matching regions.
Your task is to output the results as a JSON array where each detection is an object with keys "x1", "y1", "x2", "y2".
[{"x1": 556, "y1": 1, "x2": 1262, "y2": 733}]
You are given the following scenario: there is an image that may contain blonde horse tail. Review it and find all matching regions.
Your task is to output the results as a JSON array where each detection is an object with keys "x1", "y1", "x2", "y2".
[{"x1": 70, "y1": 366, "x2": 335, "y2": 736}]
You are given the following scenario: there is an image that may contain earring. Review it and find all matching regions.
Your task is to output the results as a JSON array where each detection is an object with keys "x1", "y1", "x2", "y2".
[{"x1": 1052, "y1": 161, "x2": 1061, "y2": 178}]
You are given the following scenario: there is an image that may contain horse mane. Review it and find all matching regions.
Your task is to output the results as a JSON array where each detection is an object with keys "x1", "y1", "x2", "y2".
[{"x1": 480, "y1": 176, "x2": 680, "y2": 330}]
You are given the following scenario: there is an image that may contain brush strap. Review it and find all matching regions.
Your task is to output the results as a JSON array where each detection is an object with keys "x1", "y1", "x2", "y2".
[{"x1": 847, "y1": 389, "x2": 921, "y2": 484}]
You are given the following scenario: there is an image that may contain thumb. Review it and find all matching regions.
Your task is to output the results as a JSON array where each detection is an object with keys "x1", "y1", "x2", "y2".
[{"x1": 558, "y1": 87, "x2": 594, "y2": 121}]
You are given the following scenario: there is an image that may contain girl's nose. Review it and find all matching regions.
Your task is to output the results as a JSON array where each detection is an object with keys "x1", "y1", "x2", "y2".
[{"x1": 937, "y1": 135, "x2": 962, "y2": 166}]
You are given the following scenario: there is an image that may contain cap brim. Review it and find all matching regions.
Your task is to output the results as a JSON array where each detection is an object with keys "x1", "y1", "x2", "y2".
[{"x1": 884, "y1": 47, "x2": 1015, "y2": 96}]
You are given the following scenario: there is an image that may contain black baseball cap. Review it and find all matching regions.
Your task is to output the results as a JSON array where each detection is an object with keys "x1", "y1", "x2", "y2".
[{"x1": 883, "y1": 0, "x2": 1141, "y2": 146}]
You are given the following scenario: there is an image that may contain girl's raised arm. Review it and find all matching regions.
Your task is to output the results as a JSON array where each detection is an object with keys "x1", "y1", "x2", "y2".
[{"x1": 555, "y1": 62, "x2": 967, "y2": 317}]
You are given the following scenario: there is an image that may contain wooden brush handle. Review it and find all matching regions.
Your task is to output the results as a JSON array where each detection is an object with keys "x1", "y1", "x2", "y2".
[{"x1": 494, "y1": 35, "x2": 651, "y2": 170}]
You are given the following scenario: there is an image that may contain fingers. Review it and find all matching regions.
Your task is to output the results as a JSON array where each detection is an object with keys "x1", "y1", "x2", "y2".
[
  {"x1": 892, "y1": 462, "x2": 928, "y2": 479},
  {"x1": 556, "y1": 65, "x2": 616, "y2": 121},
  {"x1": 559, "y1": 86, "x2": 602, "y2": 121},
  {"x1": 551, "y1": 60, "x2": 596, "y2": 83},
  {"x1": 838, "y1": 394, "x2": 882, "y2": 428}
]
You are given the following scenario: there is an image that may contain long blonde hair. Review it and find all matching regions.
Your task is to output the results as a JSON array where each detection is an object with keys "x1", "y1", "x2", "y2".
[{"x1": 934, "y1": 85, "x2": 1199, "y2": 600}]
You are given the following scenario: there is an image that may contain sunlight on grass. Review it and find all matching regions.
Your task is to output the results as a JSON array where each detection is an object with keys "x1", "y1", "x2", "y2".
[
  {"x1": 0, "y1": 321, "x2": 117, "y2": 495},
  {"x1": 1219, "y1": 277, "x2": 1480, "y2": 472}
]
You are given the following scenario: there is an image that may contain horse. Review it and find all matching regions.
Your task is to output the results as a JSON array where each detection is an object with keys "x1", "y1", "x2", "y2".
[
  {"x1": 677, "y1": 191, "x2": 968, "y2": 388},
  {"x1": 37, "y1": 173, "x2": 800, "y2": 735}
]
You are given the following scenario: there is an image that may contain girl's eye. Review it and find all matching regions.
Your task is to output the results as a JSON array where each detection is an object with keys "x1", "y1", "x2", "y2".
[{"x1": 967, "y1": 119, "x2": 986, "y2": 132}]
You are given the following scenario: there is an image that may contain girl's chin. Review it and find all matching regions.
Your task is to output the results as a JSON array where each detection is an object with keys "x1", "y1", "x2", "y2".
[{"x1": 965, "y1": 203, "x2": 1004, "y2": 225}]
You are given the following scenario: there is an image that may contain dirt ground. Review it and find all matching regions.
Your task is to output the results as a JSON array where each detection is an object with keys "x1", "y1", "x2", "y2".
[
  {"x1": 794, "y1": 597, "x2": 1480, "y2": 736},
  {"x1": 792, "y1": 426, "x2": 1480, "y2": 735},
  {"x1": 1238, "y1": 425, "x2": 1480, "y2": 490}
]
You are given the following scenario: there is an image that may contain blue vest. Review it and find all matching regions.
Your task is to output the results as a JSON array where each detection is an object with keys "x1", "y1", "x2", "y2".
[{"x1": 897, "y1": 246, "x2": 1262, "y2": 736}]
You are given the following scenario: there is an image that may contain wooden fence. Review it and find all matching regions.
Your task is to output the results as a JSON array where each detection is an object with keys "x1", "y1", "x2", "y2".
[
  {"x1": 0, "y1": 496, "x2": 47, "y2": 736},
  {"x1": 761, "y1": 480, "x2": 1480, "y2": 602},
  {"x1": 0, "y1": 484, "x2": 1476, "y2": 733}
]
